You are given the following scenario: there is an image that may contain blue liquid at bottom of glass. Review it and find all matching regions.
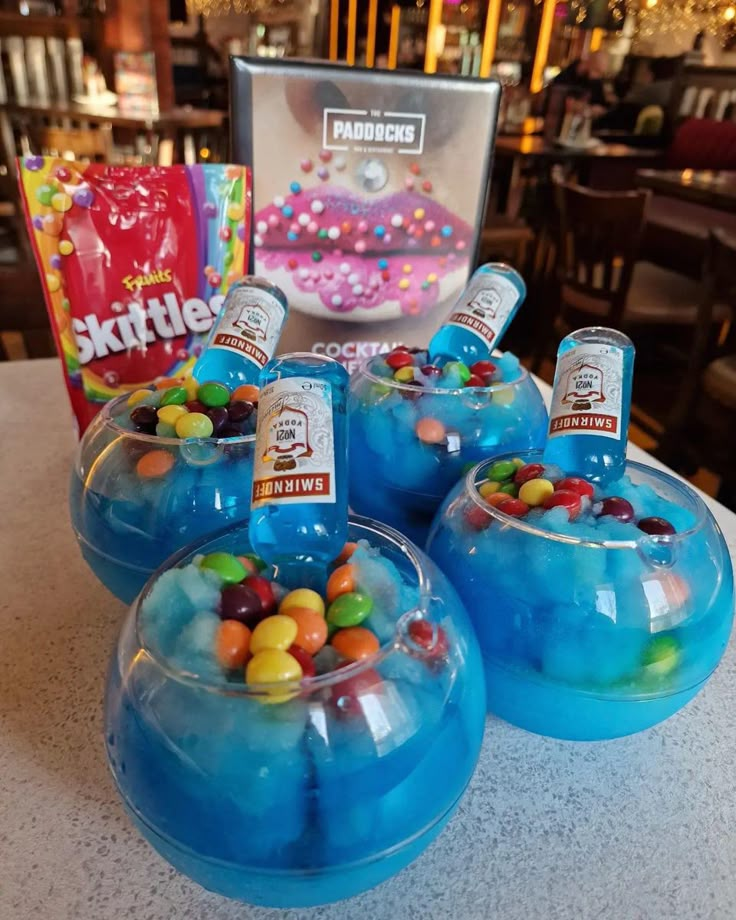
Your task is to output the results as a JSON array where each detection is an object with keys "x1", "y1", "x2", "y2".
[{"x1": 104, "y1": 655, "x2": 484, "y2": 906}]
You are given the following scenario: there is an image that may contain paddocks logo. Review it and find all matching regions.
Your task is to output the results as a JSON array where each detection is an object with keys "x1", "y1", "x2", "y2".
[{"x1": 323, "y1": 108, "x2": 426, "y2": 155}]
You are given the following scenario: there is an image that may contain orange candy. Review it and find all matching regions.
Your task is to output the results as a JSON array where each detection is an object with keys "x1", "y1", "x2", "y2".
[
  {"x1": 326, "y1": 564, "x2": 355, "y2": 603},
  {"x1": 335, "y1": 542, "x2": 358, "y2": 564},
  {"x1": 236, "y1": 555, "x2": 260, "y2": 576},
  {"x1": 283, "y1": 607, "x2": 328, "y2": 655},
  {"x1": 485, "y1": 492, "x2": 511, "y2": 508},
  {"x1": 155, "y1": 376, "x2": 183, "y2": 390},
  {"x1": 332, "y1": 627, "x2": 380, "y2": 661},
  {"x1": 232, "y1": 384, "x2": 260, "y2": 403},
  {"x1": 136, "y1": 449, "x2": 175, "y2": 479},
  {"x1": 216, "y1": 620, "x2": 251, "y2": 669},
  {"x1": 415, "y1": 417, "x2": 446, "y2": 444}
]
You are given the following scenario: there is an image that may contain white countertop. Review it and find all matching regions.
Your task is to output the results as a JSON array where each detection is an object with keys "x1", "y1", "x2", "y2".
[{"x1": 2, "y1": 358, "x2": 735, "y2": 920}]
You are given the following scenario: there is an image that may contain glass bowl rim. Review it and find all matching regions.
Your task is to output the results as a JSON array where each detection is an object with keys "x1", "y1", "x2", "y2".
[
  {"x1": 464, "y1": 450, "x2": 709, "y2": 548},
  {"x1": 100, "y1": 388, "x2": 256, "y2": 447},
  {"x1": 133, "y1": 513, "x2": 440, "y2": 698},
  {"x1": 354, "y1": 351, "x2": 530, "y2": 397}
]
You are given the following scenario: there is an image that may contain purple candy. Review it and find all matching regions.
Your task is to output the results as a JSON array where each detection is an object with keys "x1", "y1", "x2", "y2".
[
  {"x1": 73, "y1": 188, "x2": 95, "y2": 209},
  {"x1": 236, "y1": 225, "x2": 246, "y2": 242},
  {"x1": 24, "y1": 156, "x2": 44, "y2": 171},
  {"x1": 206, "y1": 406, "x2": 229, "y2": 435},
  {"x1": 317, "y1": 167, "x2": 329, "y2": 181},
  {"x1": 638, "y1": 516, "x2": 676, "y2": 536},
  {"x1": 202, "y1": 201, "x2": 218, "y2": 218},
  {"x1": 219, "y1": 584, "x2": 262, "y2": 626},
  {"x1": 597, "y1": 496, "x2": 635, "y2": 523},
  {"x1": 32, "y1": 216, "x2": 44, "y2": 230},
  {"x1": 50, "y1": 254, "x2": 62, "y2": 269}
]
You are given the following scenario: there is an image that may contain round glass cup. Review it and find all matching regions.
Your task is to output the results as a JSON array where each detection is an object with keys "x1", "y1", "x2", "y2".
[
  {"x1": 104, "y1": 515, "x2": 486, "y2": 908},
  {"x1": 427, "y1": 450, "x2": 734, "y2": 740},
  {"x1": 348, "y1": 354, "x2": 548, "y2": 545},
  {"x1": 70, "y1": 391, "x2": 255, "y2": 603}
]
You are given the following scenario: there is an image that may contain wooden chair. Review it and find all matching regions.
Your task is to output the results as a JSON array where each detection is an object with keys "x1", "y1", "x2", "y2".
[
  {"x1": 532, "y1": 181, "x2": 731, "y2": 371},
  {"x1": 658, "y1": 229, "x2": 736, "y2": 500},
  {"x1": 0, "y1": 266, "x2": 54, "y2": 360}
]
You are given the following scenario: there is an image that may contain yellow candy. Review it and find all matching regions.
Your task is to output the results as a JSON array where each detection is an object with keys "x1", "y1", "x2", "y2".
[
  {"x1": 280, "y1": 588, "x2": 325, "y2": 617},
  {"x1": 479, "y1": 481, "x2": 501, "y2": 499},
  {"x1": 394, "y1": 366, "x2": 415, "y2": 383},
  {"x1": 46, "y1": 273, "x2": 60, "y2": 292},
  {"x1": 51, "y1": 192, "x2": 72, "y2": 213},
  {"x1": 250, "y1": 615, "x2": 299, "y2": 654},
  {"x1": 175, "y1": 412, "x2": 213, "y2": 439},
  {"x1": 246, "y1": 649, "x2": 303, "y2": 703},
  {"x1": 58, "y1": 240, "x2": 74, "y2": 256},
  {"x1": 512, "y1": 458, "x2": 524, "y2": 468},
  {"x1": 227, "y1": 202, "x2": 244, "y2": 221},
  {"x1": 427, "y1": 272, "x2": 438, "y2": 283},
  {"x1": 493, "y1": 386, "x2": 515, "y2": 407},
  {"x1": 158, "y1": 404, "x2": 189, "y2": 425},
  {"x1": 402, "y1": 264, "x2": 412, "y2": 275},
  {"x1": 413, "y1": 208, "x2": 425, "y2": 220},
  {"x1": 182, "y1": 376, "x2": 199, "y2": 400},
  {"x1": 127, "y1": 388, "x2": 152, "y2": 407},
  {"x1": 519, "y1": 478, "x2": 555, "y2": 507},
  {"x1": 398, "y1": 279, "x2": 410, "y2": 290}
]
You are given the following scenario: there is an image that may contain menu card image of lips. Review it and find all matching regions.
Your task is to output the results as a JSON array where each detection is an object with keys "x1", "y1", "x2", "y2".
[{"x1": 232, "y1": 58, "x2": 501, "y2": 365}]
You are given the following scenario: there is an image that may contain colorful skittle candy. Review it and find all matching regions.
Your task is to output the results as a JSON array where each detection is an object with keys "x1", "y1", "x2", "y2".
[
  {"x1": 428, "y1": 263, "x2": 526, "y2": 365},
  {"x1": 193, "y1": 277, "x2": 289, "y2": 388},
  {"x1": 543, "y1": 327, "x2": 635, "y2": 484}
]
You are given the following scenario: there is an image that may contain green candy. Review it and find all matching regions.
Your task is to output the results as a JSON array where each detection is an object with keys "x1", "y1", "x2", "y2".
[
  {"x1": 317, "y1": 229, "x2": 329, "y2": 239},
  {"x1": 642, "y1": 635, "x2": 680, "y2": 676},
  {"x1": 487, "y1": 460, "x2": 517, "y2": 482},
  {"x1": 155, "y1": 421, "x2": 177, "y2": 438},
  {"x1": 327, "y1": 592, "x2": 373, "y2": 628},
  {"x1": 160, "y1": 386, "x2": 188, "y2": 406},
  {"x1": 499, "y1": 482, "x2": 518, "y2": 496},
  {"x1": 197, "y1": 381, "x2": 230, "y2": 408},
  {"x1": 200, "y1": 552, "x2": 247, "y2": 584},
  {"x1": 445, "y1": 361, "x2": 471, "y2": 383},
  {"x1": 36, "y1": 184, "x2": 55, "y2": 206}
]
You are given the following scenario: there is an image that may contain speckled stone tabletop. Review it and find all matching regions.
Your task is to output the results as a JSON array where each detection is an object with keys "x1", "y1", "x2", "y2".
[{"x1": 2, "y1": 358, "x2": 736, "y2": 920}]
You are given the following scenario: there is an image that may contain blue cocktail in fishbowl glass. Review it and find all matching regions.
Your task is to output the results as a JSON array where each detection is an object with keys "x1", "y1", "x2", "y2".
[
  {"x1": 70, "y1": 387, "x2": 257, "y2": 603},
  {"x1": 348, "y1": 350, "x2": 548, "y2": 544},
  {"x1": 104, "y1": 515, "x2": 485, "y2": 907},
  {"x1": 427, "y1": 449, "x2": 734, "y2": 740}
]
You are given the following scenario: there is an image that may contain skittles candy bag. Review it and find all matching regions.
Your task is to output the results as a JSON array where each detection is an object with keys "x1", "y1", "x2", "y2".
[{"x1": 18, "y1": 158, "x2": 252, "y2": 433}]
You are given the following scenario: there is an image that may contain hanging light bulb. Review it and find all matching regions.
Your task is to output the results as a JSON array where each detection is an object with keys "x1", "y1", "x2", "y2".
[{"x1": 725, "y1": 5, "x2": 735, "y2": 20}]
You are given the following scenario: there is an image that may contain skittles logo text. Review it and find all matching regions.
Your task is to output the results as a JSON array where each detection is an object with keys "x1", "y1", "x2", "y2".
[
  {"x1": 73, "y1": 293, "x2": 225, "y2": 365},
  {"x1": 121, "y1": 268, "x2": 174, "y2": 293}
]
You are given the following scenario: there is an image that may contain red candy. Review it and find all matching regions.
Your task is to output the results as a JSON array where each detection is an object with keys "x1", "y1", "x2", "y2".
[
  {"x1": 288, "y1": 643, "x2": 316, "y2": 678},
  {"x1": 543, "y1": 489, "x2": 582, "y2": 520},
  {"x1": 514, "y1": 463, "x2": 545, "y2": 485},
  {"x1": 556, "y1": 476, "x2": 595, "y2": 498},
  {"x1": 497, "y1": 497, "x2": 529, "y2": 517},
  {"x1": 421, "y1": 364, "x2": 442, "y2": 378},
  {"x1": 385, "y1": 351, "x2": 414, "y2": 370},
  {"x1": 470, "y1": 360, "x2": 497, "y2": 378},
  {"x1": 465, "y1": 374, "x2": 485, "y2": 388},
  {"x1": 407, "y1": 619, "x2": 449, "y2": 661},
  {"x1": 243, "y1": 575, "x2": 276, "y2": 615},
  {"x1": 464, "y1": 503, "x2": 492, "y2": 531}
]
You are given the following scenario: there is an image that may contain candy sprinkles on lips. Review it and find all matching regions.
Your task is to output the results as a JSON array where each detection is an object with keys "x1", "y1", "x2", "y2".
[
  {"x1": 140, "y1": 539, "x2": 449, "y2": 703},
  {"x1": 253, "y1": 152, "x2": 473, "y2": 318}
]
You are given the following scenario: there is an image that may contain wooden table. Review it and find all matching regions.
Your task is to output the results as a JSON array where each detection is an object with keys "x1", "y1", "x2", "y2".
[
  {"x1": 3, "y1": 358, "x2": 736, "y2": 920},
  {"x1": 637, "y1": 169, "x2": 736, "y2": 214},
  {"x1": 493, "y1": 137, "x2": 662, "y2": 218},
  {"x1": 636, "y1": 169, "x2": 736, "y2": 279}
]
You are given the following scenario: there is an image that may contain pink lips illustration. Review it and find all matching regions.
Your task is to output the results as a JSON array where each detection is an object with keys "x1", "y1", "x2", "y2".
[{"x1": 253, "y1": 186, "x2": 472, "y2": 319}]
